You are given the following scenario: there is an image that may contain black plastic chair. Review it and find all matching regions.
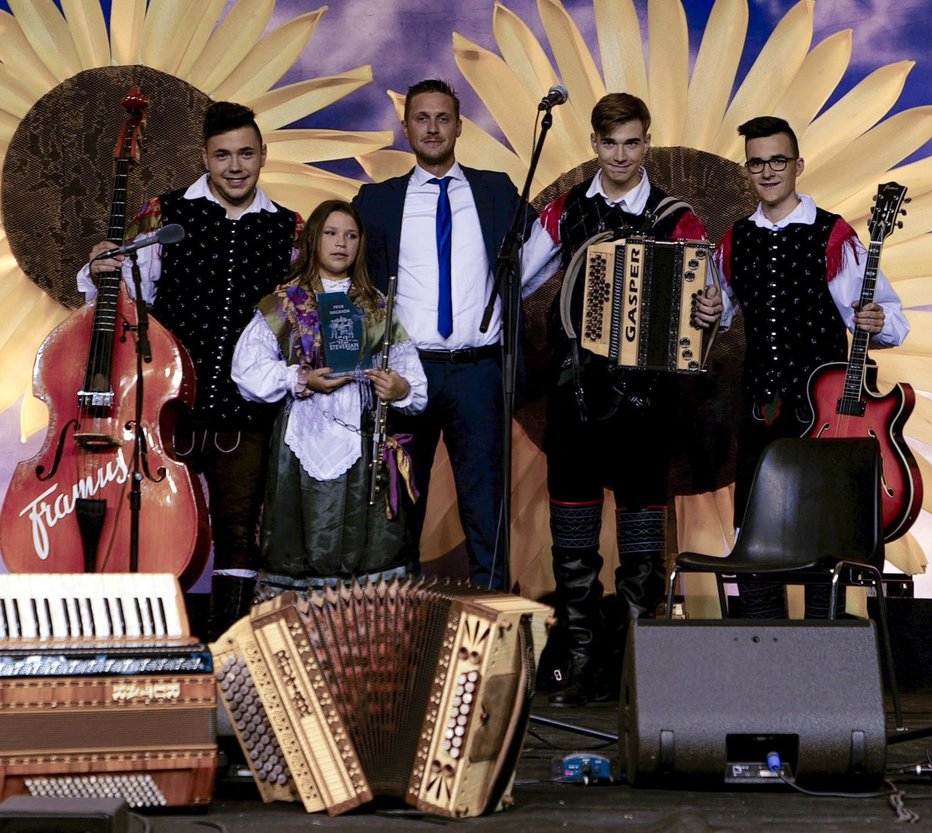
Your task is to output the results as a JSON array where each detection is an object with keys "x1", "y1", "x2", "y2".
[{"x1": 666, "y1": 437, "x2": 902, "y2": 728}]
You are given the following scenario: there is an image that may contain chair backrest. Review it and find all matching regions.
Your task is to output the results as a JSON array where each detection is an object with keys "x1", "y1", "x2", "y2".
[{"x1": 736, "y1": 437, "x2": 884, "y2": 569}]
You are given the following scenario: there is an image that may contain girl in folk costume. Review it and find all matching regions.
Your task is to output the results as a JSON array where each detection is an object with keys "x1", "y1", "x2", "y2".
[{"x1": 232, "y1": 200, "x2": 427, "y2": 595}]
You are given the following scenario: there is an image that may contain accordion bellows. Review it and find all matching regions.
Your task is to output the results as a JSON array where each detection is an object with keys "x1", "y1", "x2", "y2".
[{"x1": 211, "y1": 578, "x2": 552, "y2": 817}]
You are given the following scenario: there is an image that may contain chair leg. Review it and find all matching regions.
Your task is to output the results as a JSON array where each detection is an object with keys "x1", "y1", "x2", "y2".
[
  {"x1": 868, "y1": 567, "x2": 903, "y2": 730},
  {"x1": 715, "y1": 576, "x2": 729, "y2": 618},
  {"x1": 666, "y1": 567, "x2": 678, "y2": 619}
]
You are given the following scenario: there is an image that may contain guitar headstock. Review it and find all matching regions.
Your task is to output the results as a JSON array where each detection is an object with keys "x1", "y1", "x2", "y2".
[
  {"x1": 113, "y1": 86, "x2": 149, "y2": 164},
  {"x1": 868, "y1": 181, "x2": 909, "y2": 244}
]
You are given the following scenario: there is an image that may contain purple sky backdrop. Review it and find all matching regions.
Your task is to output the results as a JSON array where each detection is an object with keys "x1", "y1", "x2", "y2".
[{"x1": 265, "y1": 0, "x2": 932, "y2": 175}]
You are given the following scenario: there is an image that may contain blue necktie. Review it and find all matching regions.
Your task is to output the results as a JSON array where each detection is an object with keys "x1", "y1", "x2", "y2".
[{"x1": 429, "y1": 176, "x2": 453, "y2": 338}]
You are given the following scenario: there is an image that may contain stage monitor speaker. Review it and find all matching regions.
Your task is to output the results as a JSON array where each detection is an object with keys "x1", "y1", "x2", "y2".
[
  {"x1": 619, "y1": 620, "x2": 887, "y2": 790},
  {"x1": 0, "y1": 797, "x2": 128, "y2": 833}
]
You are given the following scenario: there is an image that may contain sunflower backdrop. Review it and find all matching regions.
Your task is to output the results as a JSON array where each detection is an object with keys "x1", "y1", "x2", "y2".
[{"x1": 0, "y1": 0, "x2": 929, "y2": 606}]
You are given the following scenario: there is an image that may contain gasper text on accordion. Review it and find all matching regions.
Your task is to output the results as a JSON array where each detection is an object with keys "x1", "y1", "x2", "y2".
[{"x1": 579, "y1": 237, "x2": 719, "y2": 373}]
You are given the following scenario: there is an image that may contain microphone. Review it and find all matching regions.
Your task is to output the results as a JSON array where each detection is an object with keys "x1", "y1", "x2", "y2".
[
  {"x1": 93, "y1": 223, "x2": 186, "y2": 260},
  {"x1": 538, "y1": 84, "x2": 569, "y2": 111}
]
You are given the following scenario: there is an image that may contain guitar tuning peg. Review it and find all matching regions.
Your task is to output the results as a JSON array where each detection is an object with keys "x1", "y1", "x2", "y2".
[
  {"x1": 897, "y1": 221, "x2": 904, "y2": 229},
  {"x1": 904, "y1": 197, "x2": 912, "y2": 203}
]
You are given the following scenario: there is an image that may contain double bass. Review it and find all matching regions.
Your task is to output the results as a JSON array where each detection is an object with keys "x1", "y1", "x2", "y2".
[
  {"x1": 804, "y1": 182, "x2": 923, "y2": 542},
  {"x1": 0, "y1": 88, "x2": 210, "y2": 589}
]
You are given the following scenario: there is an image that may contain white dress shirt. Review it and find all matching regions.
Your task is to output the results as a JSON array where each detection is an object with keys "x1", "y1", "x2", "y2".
[
  {"x1": 76, "y1": 174, "x2": 281, "y2": 304},
  {"x1": 717, "y1": 194, "x2": 909, "y2": 347}
]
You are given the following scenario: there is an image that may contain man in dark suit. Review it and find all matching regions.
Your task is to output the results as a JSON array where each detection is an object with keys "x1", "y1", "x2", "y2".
[{"x1": 353, "y1": 79, "x2": 551, "y2": 590}]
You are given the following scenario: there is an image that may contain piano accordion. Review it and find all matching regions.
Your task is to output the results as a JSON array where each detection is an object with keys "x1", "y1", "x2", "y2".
[
  {"x1": 0, "y1": 573, "x2": 216, "y2": 809},
  {"x1": 580, "y1": 237, "x2": 716, "y2": 373},
  {"x1": 211, "y1": 578, "x2": 552, "y2": 817}
]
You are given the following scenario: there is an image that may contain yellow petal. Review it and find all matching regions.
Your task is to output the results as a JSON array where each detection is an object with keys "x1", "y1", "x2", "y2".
[
  {"x1": 140, "y1": 0, "x2": 214, "y2": 75},
  {"x1": 647, "y1": 0, "x2": 689, "y2": 147},
  {"x1": 685, "y1": 0, "x2": 749, "y2": 152},
  {"x1": 891, "y1": 276, "x2": 932, "y2": 306},
  {"x1": 0, "y1": 65, "x2": 37, "y2": 117},
  {"x1": 453, "y1": 32, "x2": 586, "y2": 183},
  {"x1": 61, "y1": 0, "x2": 109, "y2": 69},
  {"x1": 885, "y1": 532, "x2": 927, "y2": 576},
  {"x1": 19, "y1": 386, "x2": 49, "y2": 441},
  {"x1": 882, "y1": 238, "x2": 932, "y2": 280},
  {"x1": 917, "y1": 455, "x2": 932, "y2": 515},
  {"x1": 899, "y1": 310, "x2": 932, "y2": 354},
  {"x1": 537, "y1": 0, "x2": 606, "y2": 137},
  {"x1": 248, "y1": 68, "x2": 374, "y2": 132},
  {"x1": 8, "y1": 0, "x2": 81, "y2": 81},
  {"x1": 261, "y1": 167, "x2": 360, "y2": 209},
  {"x1": 831, "y1": 162, "x2": 932, "y2": 234},
  {"x1": 264, "y1": 129, "x2": 393, "y2": 164},
  {"x1": 801, "y1": 61, "x2": 914, "y2": 174},
  {"x1": 594, "y1": 0, "x2": 648, "y2": 101},
  {"x1": 211, "y1": 9, "x2": 327, "y2": 103},
  {"x1": 0, "y1": 110, "x2": 23, "y2": 146},
  {"x1": 457, "y1": 117, "x2": 534, "y2": 187},
  {"x1": 0, "y1": 293, "x2": 67, "y2": 414},
  {"x1": 874, "y1": 354, "x2": 932, "y2": 390},
  {"x1": 904, "y1": 397, "x2": 932, "y2": 447},
  {"x1": 492, "y1": 2, "x2": 591, "y2": 157},
  {"x1": 802, "y1": 107, "x2": 932, "y2": 208},
  {"x1": 0, "y1": 10, "x2": 59, "y2": 97},
  {"x1": 711, "y1": 0, "x2": 814, "y2": 160},
  {"x1": 493, "y1": 2, "x2": 558, "y2": 97},
  {"x1": 185, "y1": 0, "x2": 275, "y2": 94},
  {"x1": 174, "y1": 0, "x2": 229, "y2": 79},
  {"x1": 109, "y1": 0, "x2": 147, "y2": 66},
  {"x1": 773, "y1": 30, "x2": 852, "y2": 141},
  {"x1": 356, "y1": 149, "x2": 416, "y2": 184}
]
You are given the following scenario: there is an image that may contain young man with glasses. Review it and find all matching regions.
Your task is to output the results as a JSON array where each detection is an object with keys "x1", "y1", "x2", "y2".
[{"x1": 716, "y1": 115, "x2": 909, "y2": 618}]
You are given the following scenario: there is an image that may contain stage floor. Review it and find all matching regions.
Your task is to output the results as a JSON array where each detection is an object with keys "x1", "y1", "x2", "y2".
[{"x1": 137, "y1": 688, "x2": 932, "y2": 833}]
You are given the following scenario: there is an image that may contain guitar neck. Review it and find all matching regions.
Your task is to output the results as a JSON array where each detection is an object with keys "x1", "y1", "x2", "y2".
[{"x1": 838, "y1": 239, "x2": 881, "y2": 410}]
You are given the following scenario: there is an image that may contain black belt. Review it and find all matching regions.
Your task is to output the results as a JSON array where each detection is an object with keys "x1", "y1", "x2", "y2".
[{"x1": 417, "y1": 345, "x2": 500, "y2": 363}]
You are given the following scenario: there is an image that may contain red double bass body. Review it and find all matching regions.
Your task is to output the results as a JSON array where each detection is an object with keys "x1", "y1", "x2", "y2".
[{"x1": 0, "y1": 88, "x2": 210, "y2": 589}]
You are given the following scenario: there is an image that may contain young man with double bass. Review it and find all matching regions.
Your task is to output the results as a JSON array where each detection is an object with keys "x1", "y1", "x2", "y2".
[{"x1": 79, "y1": 101, "x2": 302, "y2": 640}]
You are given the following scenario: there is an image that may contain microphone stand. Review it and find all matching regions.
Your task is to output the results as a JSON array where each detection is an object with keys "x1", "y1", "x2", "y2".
[
  {"x1": 481, "y1": 104, "x2": 606, "y2": 746},
  {"x1": 126, "y1": 253, "x2": 163, "y2": 573},
  {"x1": 480, "y1": 105, "x2": 557, "y2": 591}
]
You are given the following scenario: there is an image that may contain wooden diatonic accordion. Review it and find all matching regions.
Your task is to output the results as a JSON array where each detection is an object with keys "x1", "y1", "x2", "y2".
[
  {"x1": 0, "y1": 573, "x2": 216, "y2": 809},
  {"x1": 211, "y1": 579, "x2": 552, "y2": 818},
  {"x1": 580, "y1": 237, "x2": 717, "y2": 373}
]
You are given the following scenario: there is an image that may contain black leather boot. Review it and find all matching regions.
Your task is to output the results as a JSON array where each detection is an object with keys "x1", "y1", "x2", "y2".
[
  {"x1": 548, "y1": 500, "x2": 605, "y2": 707},
  {"x1": 613, "y1": 507, "x2": 667, "y2": 677},
  {"x1": 207, "y1": 574, "x2": 257, "y2": 642}
]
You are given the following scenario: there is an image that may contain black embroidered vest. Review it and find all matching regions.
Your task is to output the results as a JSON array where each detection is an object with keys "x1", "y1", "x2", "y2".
[
  {"x1": 549, "y1": 179, "x2": 695, "y2": 413},
  {"x1": 559, "y1": 179, "x2": 689, "y2": 268},
  {"x1": 728, "y1": 208, "x2": 848, "y2": 416},
  {"x1": 152, "y1": 189, "x2": 297, "y2": 431}
]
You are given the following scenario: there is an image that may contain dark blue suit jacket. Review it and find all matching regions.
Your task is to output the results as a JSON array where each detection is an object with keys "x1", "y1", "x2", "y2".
[{"x1": 352, "y1": 166, "x2": 534, "y2": 295}]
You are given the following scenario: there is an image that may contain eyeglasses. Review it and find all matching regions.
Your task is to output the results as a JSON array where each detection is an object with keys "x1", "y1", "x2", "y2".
[{"x1": 745, "y1": 156, "x2": 798, "y2": 174}]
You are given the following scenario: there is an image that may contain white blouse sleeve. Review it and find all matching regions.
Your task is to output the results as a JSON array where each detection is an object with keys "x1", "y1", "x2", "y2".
[
  {"x1": 231, "y1": 311, "x2": 300, "y2": 403},
  {"x1": 386, "y1": 339, "x2": 428, "y2": 414}
]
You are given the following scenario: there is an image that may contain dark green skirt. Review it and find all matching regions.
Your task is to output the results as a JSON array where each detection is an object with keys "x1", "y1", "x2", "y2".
[{"x1": 259, "y1": 408, "x2": 407, "y2": 581}]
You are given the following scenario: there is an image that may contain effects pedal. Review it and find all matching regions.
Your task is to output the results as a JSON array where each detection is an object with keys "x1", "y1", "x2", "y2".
[{"x1": 554, "y1": 752, "x2": 614, "y2": 784}]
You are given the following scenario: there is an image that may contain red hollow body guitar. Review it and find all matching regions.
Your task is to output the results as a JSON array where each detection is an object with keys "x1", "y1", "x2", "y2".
[
  {"x1": 0, "y1": 88, "x2": 210, "y2": 588},
  {"x1": 804, "y1": 181, "x2": 923, "y2": 542}
]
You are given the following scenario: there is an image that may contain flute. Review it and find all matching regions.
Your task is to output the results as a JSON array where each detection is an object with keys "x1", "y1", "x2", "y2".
[{"x1": 368, "y1": 274, "x2": 398, "y2": 506}]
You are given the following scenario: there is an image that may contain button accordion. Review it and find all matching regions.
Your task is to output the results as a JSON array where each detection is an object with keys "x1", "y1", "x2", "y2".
[
  {"x1": 211, "y1": 578, "x2": 552, "y2": 817},
  {"x1": 573, "y1": 237, "x2": 718, "y2": 373},
  {"x1": 0, "y1": 573, "x2": 216, "y2": 809}
]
